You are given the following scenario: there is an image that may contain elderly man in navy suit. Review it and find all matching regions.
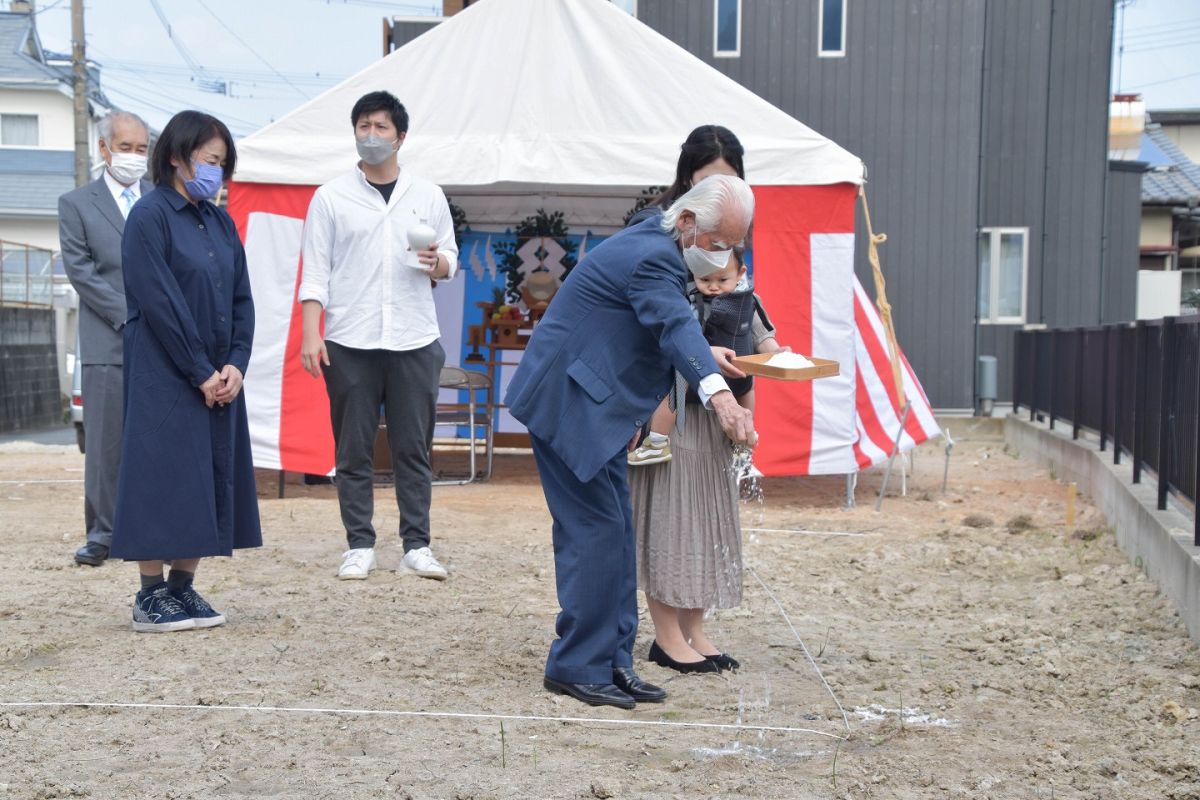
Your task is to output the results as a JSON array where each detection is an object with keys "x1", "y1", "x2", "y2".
[{"x1": 506, "y1": 174, "x2": 758, "y2": 708}]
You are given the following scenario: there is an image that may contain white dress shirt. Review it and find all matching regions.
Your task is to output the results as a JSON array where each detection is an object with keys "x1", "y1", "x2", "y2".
[
  {"x1": 299, "y1": 165, "x2": 459, "y2": 352},
  {"x1": 103, "y1": 167, "x2": 141, "y2": 215}
]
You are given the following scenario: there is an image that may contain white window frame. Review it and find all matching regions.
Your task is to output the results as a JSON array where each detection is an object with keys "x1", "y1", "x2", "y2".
[
  {"x1": 713, "y1": 0, "x2": 741, "y2": 58},
  {"x1": 818, "y1": 0, "x2": 847, "y2": 58},
  {"x1": 977, "y1": 226, "x2": 1029, "y2": 325},
  {"x1": 0, "y1": 112, "x2": 40, "y2": 147}
]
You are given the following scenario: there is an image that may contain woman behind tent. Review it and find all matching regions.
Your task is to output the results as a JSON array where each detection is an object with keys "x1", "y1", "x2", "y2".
[
  {"x1": 111, "y1": 110, "x2": 261, "y2": 633},
  {"x1": 630, "y1": 124, "x2": 784, "y2": 673}
]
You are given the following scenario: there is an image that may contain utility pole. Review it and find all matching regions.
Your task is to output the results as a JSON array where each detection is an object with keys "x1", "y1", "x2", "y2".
[{"x1": 71, "y1": 0, "x2": 89, "y2": 187}]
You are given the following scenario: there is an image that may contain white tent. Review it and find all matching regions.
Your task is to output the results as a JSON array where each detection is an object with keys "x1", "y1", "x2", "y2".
[
  {"x1": 234, "y1": 0, "x2": 862, "y2": 227},
  {"x1": 228, "y1": 0, "x2": 938, "y2": 479}
]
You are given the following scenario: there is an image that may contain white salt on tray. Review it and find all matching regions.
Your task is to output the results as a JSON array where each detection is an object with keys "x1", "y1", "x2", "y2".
[{"x1": 765, "y1": 352, "x2": 814, "y2": 369}]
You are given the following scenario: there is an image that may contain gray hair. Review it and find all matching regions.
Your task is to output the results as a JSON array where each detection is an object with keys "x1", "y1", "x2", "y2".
[
  {"x1": 660, "y1": 174, "x2": 755, "y2": 240},
  {"x1": 98, "y1": 110, "x2": 149, "y2": 142}
]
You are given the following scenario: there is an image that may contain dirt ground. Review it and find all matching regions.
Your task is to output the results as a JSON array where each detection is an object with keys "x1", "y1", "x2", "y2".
[{"x1": 0, "y1": 426, "x2": 1198, "y2": 799}]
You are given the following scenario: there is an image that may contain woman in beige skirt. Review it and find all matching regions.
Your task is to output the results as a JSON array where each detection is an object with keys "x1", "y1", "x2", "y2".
[{"x1": 628, "y1": 125, "x2": 786, "y2": 673}]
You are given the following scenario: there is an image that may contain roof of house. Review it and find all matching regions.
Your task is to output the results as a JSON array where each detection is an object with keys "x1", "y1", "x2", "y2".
[
  {"x1": 0, "y1": 11, "x2": 65, "y2": 87},
  {"x1": 0, "y1": 149, "x2": 74, "y2": 214},
  {"x1": 0, "y1": 11, "x2": 109, "y2": 105},
  {"x1": 1147, "y1": 109, "x2": 1200, "y2": 127},
  {"x1": 1140, "y1": 123, "x2": 1200, "y2": 206}
]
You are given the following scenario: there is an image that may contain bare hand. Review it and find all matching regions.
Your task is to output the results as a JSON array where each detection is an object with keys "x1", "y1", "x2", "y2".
[
  {"x1": 199, "y1": 371, "x2": 222, "y2": 409},
  {"x1": 416, "y1": 246, "x2": 449, "y2": 280},
  {"x1": 710, "y1": 346, "x2": 746, "y2": 379},
  {"x1": 711, "y1": 390, "x2": 756, "y2": 447},
  {"x1": 214, "y1": 364, "x2": 243, "y2": 405},
  {"x1": 300, "y1": 331, "x2": 330, "y2": 378},
  {"x1": 628, "y1": 430, "x2": 642, "y2": 452}
]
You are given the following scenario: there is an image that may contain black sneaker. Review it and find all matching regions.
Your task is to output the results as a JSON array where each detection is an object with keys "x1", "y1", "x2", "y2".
[
  {"x1": 170, "y1": 584, "x2": 227, "y2": 629},
  {"x1": 132, "y1": 584, "x2": 195, "y2": 633}
]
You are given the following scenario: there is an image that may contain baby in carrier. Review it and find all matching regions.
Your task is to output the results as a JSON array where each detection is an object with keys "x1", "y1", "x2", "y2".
[{"x1": 629, "y1": 247, "x2": 784, "y2": 466}]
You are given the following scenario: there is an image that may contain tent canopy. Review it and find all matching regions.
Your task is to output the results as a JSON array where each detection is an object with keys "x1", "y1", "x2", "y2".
[{"x1": 233, "y1": 0, "x2": 863, "y2": 197}]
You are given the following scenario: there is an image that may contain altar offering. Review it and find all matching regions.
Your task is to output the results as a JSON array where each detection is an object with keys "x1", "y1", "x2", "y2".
[{"x1": 731, "y1": 352, "x2": 839, "y2": 381}]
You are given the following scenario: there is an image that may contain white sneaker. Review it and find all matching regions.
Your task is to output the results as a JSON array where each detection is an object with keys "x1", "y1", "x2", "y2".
[
  {"x1": 401, "y1": 546, "x2": 448, "y2": 580},
  {"x1": 337, "y1": 547, "x2": 376, "y2": 580}
]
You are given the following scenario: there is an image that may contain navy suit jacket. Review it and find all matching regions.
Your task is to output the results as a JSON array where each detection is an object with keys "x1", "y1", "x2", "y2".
[{"x1": 505, "y1": 213, "x2": 720, "y2": 482}]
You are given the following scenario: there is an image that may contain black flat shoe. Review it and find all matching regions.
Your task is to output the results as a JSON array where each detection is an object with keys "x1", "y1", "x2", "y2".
[
  {"x1": 703, "y1": 652, "x2": 741, "y2": 672},
  {"x1": 612, "y1": 667, "x2": 667, "y2": 702},
  {"x1": 647, "y1": 640, "x2": 719, "y2": 674},
  {"x1": 543, "y1": 677, "x2": 636, "y2": 709},
  {"x1": 74, "y1": 542, "x2": 109, "y2": 566}
]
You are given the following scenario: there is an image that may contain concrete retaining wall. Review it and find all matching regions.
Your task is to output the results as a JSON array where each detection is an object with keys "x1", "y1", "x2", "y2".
[
  {"x1": 0, "y1": 307, "x2": 60, "y2": 433},
  {"x1": 1005, "y1": 415, "x2": 1200, "y2": 644}
]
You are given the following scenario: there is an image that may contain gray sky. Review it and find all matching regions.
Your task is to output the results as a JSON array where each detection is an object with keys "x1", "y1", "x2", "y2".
[
  {"x1": 32, "y1": 0, "x2": 1200, "y2": 140},
  {"x1": 36, "y1": 0, "x2": 440, "y2": 137},
  {"x1": 1113, "y1": 0, "x2": 1200, "y2": 110}
]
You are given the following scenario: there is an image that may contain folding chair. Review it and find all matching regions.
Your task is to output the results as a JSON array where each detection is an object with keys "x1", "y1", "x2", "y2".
[{"x1": 431, "y1": 365, "x2": 494, "y2": 485}]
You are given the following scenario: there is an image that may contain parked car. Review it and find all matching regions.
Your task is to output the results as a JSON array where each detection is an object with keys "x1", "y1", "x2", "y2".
[{"x1": 71, "y1": 354, "x2": 84, "y2": 453}]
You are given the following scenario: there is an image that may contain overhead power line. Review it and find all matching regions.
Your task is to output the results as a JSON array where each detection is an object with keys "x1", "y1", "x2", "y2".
[
  {"x1": 148, "y1": 0, "x2": 228, "y2": 94},
  {"x1": 1127, "y1": 68, "x2": 1200, "y2": 92},
  {"x1": 197, "y1": 0, "x2": 311, "y2": 101},
  {"x1": 309, "y1": 0, "x2": 439, "y2": 11}
]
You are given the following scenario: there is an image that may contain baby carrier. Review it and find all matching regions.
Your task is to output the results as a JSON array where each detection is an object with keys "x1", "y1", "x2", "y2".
[{"x1": 687, "y1": 285, "x2": 775, "y2": 400}]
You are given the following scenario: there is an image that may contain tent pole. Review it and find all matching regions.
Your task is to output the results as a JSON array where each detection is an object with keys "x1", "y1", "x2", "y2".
[
  {"x1": 845, "y1": 472, "x2": 857, "y2": 510},
  {"x1": 875, "y1": 402, "x2": 912, "y2": 511},
  {"x1": 941, "y1": 427, "x2": 955, "y2": 494}
]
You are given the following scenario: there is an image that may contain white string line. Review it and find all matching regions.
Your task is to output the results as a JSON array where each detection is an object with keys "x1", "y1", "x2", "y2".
[
  {"x1": 0, "y1": 479, "x2": 84, "y2": 484},
  {"x1": 0, "y1": 701, "x2": 848, "y2": 740},
  {"x1": 743, "y1": 527, "x2": 871, "y2": 537},
  {"x1": 745, "y1": 566, "x2": 852, "y2": 734}
]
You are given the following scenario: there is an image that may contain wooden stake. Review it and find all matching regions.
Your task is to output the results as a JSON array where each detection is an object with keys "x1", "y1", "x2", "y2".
[{"x1": 1066, "y1": 482, "x2": 1077, "y2": 529}]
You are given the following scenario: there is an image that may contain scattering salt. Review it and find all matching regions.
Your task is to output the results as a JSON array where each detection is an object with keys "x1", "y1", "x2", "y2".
[{"x1": 765, "y1": 352, "x2": 814, "y2": 369}]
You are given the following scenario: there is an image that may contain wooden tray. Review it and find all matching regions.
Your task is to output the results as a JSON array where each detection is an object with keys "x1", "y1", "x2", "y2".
[{"x1": 731, "y1": 353, "x2": 839, "y2": 381}]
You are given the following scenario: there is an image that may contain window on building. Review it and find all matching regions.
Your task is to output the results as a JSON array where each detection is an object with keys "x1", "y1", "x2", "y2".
[
  {"x1": 714, "y1": 0, "x2": 740, "y2": 58},
  {"x1": 978, "y1": 228, "x2": 1028, "y2": 324},
  {"x1": 819, "y1": 0, "x2": 846, "y2": 57},
  {"x1": 0, "y1": 114, "x2": 38, "y2": 146}
]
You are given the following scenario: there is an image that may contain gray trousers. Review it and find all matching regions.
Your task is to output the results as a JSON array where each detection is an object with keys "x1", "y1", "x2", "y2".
[
  {"x1": 323, "y1": 339, "x2": 445, "y2": 552},
  {"x1": 82, "y1": 364, "x2": 123, "y2": 547}
]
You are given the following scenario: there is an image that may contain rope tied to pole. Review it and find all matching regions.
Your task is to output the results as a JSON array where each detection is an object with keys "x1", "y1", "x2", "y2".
[{"x1": 858, "y1": 186, "x2": 905, "y2": 404}]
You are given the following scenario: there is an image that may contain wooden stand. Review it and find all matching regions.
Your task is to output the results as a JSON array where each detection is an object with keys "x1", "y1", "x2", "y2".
[{"x1": 475, "y1": 300, "x2": 536, "y2": 448}]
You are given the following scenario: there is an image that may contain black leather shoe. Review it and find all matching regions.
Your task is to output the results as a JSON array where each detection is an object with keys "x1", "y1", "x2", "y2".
[
  {"x1": 612, "y1": 667, "x2": 666, "y2": 702},
  {"x1": 647, "y1": 640, "x2": 719, "y2": 674},
  {"x1": 74, "y1": 542, "x2": 109, "y2": 566},
  {"x1": 704, "y1": 652, "x2": 741, "y2": 672},
  {"x1": 543, "y1": 677, "x2": 636, "y2": 709}
]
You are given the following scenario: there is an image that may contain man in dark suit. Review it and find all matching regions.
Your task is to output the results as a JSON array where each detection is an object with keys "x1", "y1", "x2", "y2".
[
  {"x1": 506, "y1": 174, "x2": 758, "y2": 708},
  {"x1": 58, "y1": 111, "x2": 152, "y2": 566}
]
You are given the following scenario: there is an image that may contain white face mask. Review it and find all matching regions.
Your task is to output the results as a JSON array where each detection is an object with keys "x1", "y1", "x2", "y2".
[
  {"x1": 107, "y1": 152, "x2": 147, "y2": 185},
  {"x1": 681, "y1": 225, "x2": 733, "y2": 278}
]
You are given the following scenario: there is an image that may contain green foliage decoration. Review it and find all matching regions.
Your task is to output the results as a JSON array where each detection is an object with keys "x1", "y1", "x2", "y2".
[{"x1": 492, "y1": 209, "x2": 577, "y2": 304}]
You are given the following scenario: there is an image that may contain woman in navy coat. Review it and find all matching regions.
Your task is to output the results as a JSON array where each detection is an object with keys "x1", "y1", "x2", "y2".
[{"x1": 111, "y1": 110, "x2": 261, "y2": 633}]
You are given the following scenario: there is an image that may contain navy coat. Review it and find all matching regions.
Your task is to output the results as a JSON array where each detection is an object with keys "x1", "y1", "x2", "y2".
[
  {"x1": 505, "y1": 213, "x2": 721, "y2": 482},
  {"x1": 110, "y1": 186, "x2": 261, "y2": 560}
]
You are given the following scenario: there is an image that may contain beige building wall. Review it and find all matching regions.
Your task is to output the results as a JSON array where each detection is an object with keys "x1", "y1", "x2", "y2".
[
  {"x1": 1160, "y1": 123, "x2": 1200, "y2": 164},
  {"x1": 1140, "y1": 208, "x2": 1174, "y2": 248},
  {"x1": 0, "y1": 87, "x2": 76, "y2": 149},
  {"x1": 0, "y1": 218, "x2": 60, "y2": 251}
]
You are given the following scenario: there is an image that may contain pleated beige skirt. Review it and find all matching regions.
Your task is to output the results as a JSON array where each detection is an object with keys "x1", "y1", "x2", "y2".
[{"x1": 630, "y1": 406, "x2": 743, "y2": 609}]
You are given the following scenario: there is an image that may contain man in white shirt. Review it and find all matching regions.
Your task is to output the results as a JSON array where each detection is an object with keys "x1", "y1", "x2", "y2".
[
  {"x1": 299, "y1": 91, "x2": 458, "y2": 582},
  {"x1": 58, "y1": 110, "x2": 152, "y2": 566}
]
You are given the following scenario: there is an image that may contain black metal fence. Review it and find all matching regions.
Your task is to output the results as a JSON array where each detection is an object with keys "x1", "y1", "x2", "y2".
[{"x1": 1013, "y1": 316, "x2": 1200, "y2": 547}]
